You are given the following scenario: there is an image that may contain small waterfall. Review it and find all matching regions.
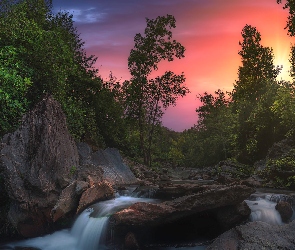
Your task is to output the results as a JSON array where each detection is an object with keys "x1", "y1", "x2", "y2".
[
  {"x1": 5, "y1": 196, "x2": 157, "y2": 250},
  {"x1": 245, "y1": 198, "x2": 283, "y2": 225}
]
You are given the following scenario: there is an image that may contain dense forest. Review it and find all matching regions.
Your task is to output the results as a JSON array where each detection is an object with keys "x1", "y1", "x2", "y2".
[{"x1": 2, "y1": 0, "x2": 295, "y2": 187}]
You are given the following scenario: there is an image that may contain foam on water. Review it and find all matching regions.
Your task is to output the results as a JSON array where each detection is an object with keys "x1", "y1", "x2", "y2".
[{"x1": 245, "y1": 198, "x2": 283, "y2": 225}]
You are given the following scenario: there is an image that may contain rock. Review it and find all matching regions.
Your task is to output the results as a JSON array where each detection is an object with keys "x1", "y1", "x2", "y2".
[
  {"x1": 77, "y1": 181, "x2": 114, "y2": 213},
  {"x1": 0, "y1": 95, "x2": 79, "y2": 237},
  {"x1": 51, "y1": 181, "x2": 80, "y2": 222},
  {"x1": 75, "y1": 181, "x2": 89, "y2": 195},
  {"x1": 112, "y1": 185, "x2": 254, "y2": 230},
  {"x1": 215, "y1": 201, "x2": 251, "y2": 230},
  {"x1": 124, "y1": 232, "x2": 140, "y2": 250},
  {"x1": 159, "y1": 175, "x2": 170, "y2": 181},
  {"x1": 77, "y1": 143, "x2": 137, "y2": 185},
  {"x1": 275, "y1": 201, "x2": 293, "y2": 223},
  {"x1": 240, "y1": 176, "x2": 262, "y2": 188},
  {"x1": 207, "y1": 220, "x2": 295, "y2": 249},
  {"x1": 155, "y1": 184, "x2": 205, "y2": 199}
]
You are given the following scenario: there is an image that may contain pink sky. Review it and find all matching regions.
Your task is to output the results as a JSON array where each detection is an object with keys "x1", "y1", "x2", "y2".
[{"x1": 54, "y1": 0, "x2": 294, "y2": 131}]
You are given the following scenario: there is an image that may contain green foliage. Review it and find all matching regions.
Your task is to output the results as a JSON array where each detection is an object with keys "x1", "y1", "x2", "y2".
[
  {"x1": 70, "y1": 166, "x2": 77, "y2": 176},
  {"x1": 0, "y1": 45, "x2": 32, "y2": 135},
  {"x1": 194, "y1": 90, "x2": 237, "y2": 166},
  {"x1": 261, "y1": 148, "x2": 295, "y2": 188},
  {"x1": 0, "y1": 0, "x2": 110, "y2": 146}
]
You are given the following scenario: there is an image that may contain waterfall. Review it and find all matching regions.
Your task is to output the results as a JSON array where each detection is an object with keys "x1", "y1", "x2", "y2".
[
  {"x1": 5, "y1": 196, "x2": 156, "y2": 250},
  {"x1": 245, "y1": 198, "x2": 283, "y2": 225}
]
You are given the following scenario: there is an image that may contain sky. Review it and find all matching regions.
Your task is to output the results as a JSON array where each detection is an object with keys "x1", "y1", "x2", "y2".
[{"x1": 52, "y1": 0, "x2": 293, "y2": 132}]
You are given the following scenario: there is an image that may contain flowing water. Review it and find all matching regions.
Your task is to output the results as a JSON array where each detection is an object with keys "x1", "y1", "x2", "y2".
[
  {"x1": 3, "y1": 188, "x2": 295, "y2": 250},
  {"x1": 245, "y1": 191, "x2": 295, "y2": 225},
  {"x1": 4, "y1": 196, "x2": 156, "y2": 250}
]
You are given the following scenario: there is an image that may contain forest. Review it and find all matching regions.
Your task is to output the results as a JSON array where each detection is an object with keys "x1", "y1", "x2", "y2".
[{"x1": 1, "y1": 0, "x2": 295, "y2": 188}]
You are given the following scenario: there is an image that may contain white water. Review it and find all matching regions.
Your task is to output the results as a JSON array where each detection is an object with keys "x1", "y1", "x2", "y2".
[
  {"x1": 6, "y1": 196, "x2": 156, "y2": 250},
  {"x1": 245, "y1": 198, "x2": 283, "y2": 225}
]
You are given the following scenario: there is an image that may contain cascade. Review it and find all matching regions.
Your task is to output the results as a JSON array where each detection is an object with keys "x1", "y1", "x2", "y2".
[
  {"x1": 245, "y1": 191, "x2": 295, "y2": 225},
  {"x1": 5, "y1": 196, "x2": 156, "y2": 250}
]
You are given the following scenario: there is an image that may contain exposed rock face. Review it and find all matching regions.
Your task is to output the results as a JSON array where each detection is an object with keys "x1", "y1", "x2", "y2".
[
  {"x1": 0, "y1": 95, "x2": 137, "y2": 238},
  {"x1": 77, "y1": 142, "x2": 137, "y2": 185},
  {"x1": 112, "y1": 185, "x2": 254, "y2": 233},
  {"x1": 0, "y1": 95, "x2": 79, "y2": 237},
  {"x1": 207, "y1": 220, "x2": 295, "y2": 250}
]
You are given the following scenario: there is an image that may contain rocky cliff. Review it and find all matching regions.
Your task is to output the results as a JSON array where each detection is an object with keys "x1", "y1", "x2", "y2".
[{"x1": 0, "y1": 95, "x2": 137, "y2": 239}]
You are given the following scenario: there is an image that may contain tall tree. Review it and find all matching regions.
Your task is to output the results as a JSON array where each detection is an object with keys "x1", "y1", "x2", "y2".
[
  {"x1": 232, "y1": 24, "x2": 281, "y2": 162},
  {"x1": 232, "y1": 24, "x2": 280, "y2": 102},
  {"x1": 124, "y1": 15, "x2": 189, "y2": 166}
]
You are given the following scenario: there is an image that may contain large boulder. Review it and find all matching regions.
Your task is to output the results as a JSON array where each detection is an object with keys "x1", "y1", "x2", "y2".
[
  {"x1": 275, "y1": 201, "x2": 293, "y2": 223},
  {"x1": 112, "y1": 184, "x2": 254, "y2": 243},
  {"x1": 0, "y1": 95, "x2": 79, "y2": 237},
  {"x1": 77, "y1": 142, "x2": 137, "y2": 186},
  {"x1": 207, "y1": 220, "x2": 295, "y2": 249},
  {"x1": 77, "y1": 181, "x2": 114, "y2": 213}
]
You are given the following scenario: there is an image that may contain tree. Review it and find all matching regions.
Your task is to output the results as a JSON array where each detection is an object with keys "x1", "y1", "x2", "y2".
[
  {"x1": 232, "y1": 25, "x2": 280, "y2": 102},
  {"x1": 231, "y1": 24, "x2": 281, "y2": 162},
  {"x1": 124, "y1": 15, "x2": 189, "y2": 166},
  {"x1": 0, "y1": 0, "x2": 103, "y2": 143},
  {"x1": 195, "y1": 90, "x2": 237, "y2": 165}
]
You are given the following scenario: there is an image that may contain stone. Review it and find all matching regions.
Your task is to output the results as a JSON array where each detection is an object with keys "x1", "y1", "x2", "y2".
[
  {"x1": 0, "y1": 95, "x2": 79, "y2": 237},
  {"x1": 51, "y1": 181, "x2": 79, "y2": 222},
  {"x1": 215, "y1": 201, "x2": 251, "y2": 230},
  {"x1": 77, "y1": 143, "x2": 137, "y2": 185},
  {"x1": 275, "y1": 201, "x2": 293, "y2": 223},
  {"x1": 112, "y1": 185, "x2": 254, "y2": 229},
  {"x1": 207, "y1": 220, "x2": 295, "y2": 249},
  {"x1": 124, "y1": 232, "x2": 140, "y2": 250},
  {"x1": 155, "y1": 183, "x2": 206, "y2": 199},
  {"x1": 77, "y1": 181, "x2": 114, "y2": 213}
]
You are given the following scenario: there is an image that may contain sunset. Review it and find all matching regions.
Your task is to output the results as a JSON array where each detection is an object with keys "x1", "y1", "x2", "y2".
[
  {"x1": 52, "y1": 0, "x2": 294, "y2": 131},
  {"x1": 2, "y1": 1, "x2": 295, "y2": 249}
]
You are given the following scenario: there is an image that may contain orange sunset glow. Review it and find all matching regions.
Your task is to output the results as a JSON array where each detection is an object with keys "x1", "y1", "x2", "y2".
[{"x1": 54, "y1": 0, "x2": 294, "y2": 131}]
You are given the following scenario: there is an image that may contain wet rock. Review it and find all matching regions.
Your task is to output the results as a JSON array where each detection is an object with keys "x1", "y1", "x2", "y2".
[
  {"x1": 124, "y1": 232, "x2": 140, "y2": 250},
  {"x1": 207, "y1": 220, "x2": 295, "y2": 249},
  {"x1": 215, "y1": 201, "x2": 251, "y2": 230},
  {"x1": 77, "y1": 181, "x2": 114, "y2": 213},
  {"x1": 0, "y1": 95, "x2": 79, "y2": 237},
  {"x1": 113, "y1": 185, "x2": 254, "y2": 229},
  {"x1": 275, "y1": 201, "x2": 293, "y2": 223}
]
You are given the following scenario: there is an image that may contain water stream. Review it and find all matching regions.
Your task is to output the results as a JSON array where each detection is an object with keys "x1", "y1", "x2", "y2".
[
  {"x1": 245, "y1": 191, "x2": 295, "y2": 225},
  {"x1": 5, "y1": 196, "x2": 156, "y2": 250},
  {"x1": 3, "y1": 189, "x2": 295, "y2": 250}
]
